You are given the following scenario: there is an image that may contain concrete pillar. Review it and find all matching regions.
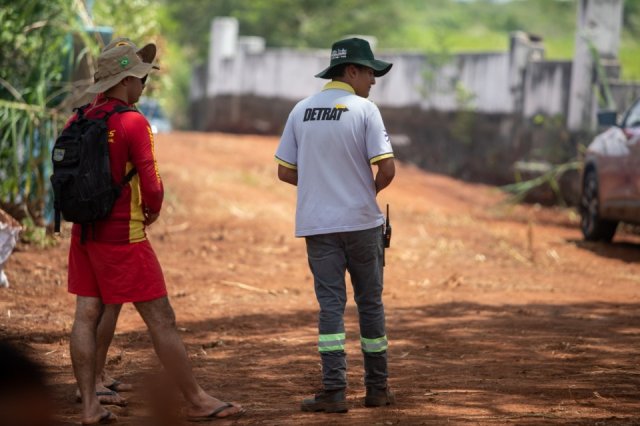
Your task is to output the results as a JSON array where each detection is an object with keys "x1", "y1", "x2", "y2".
[
  {"x1": 567, "y1": 0, "x2": 623, "y2": 131},
  {"x1": 508, "y1": 31, "x2": 544, "y2": 114},
  {"x1": 207, "y1": 17, "x2": 239, "y2": 97},
  {"x1": 238, "y1": 36, "x2": 266, "y2": 54}
]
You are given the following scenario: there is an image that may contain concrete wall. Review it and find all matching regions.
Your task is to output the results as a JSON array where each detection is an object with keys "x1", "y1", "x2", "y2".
[
  {"x1": 191, "y1": 20, "x2": 578, "y2": 127},
  {"x1": 522, "y1": 60, "x2": 572, "y2": 118},
  {"x1": 195, "y1": 49, "x2": 514, "y2": 114}
]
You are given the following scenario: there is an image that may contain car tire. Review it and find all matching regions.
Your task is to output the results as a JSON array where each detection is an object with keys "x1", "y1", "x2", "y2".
[{"x1": 580, "y1": 170, "x2": 618, "y2": 242}]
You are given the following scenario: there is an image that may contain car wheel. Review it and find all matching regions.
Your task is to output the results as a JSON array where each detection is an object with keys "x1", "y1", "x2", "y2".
[{"x1": 580, "y1": 170, "x2": 618, "y2": 242}]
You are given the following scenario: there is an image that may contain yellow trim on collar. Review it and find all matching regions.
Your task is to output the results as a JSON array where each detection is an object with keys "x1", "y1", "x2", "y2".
[{"x1": 323, "y1": 81, "x2": 355, "y2": 94}]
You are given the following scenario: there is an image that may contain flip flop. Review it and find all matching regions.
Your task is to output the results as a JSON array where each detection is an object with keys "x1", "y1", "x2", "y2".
[
  {"x1": 76, "y1": 390, "x2": 128, "y2": 407},
  {"x1": 186, "y1": 402, "x2": 245, "y2": 422},
  {"x1": 81, "y1": 410, "x2": 117, "y2": 425},
  {"x1": 105, "y1": 380, "x2": 133, "y2": 393}
]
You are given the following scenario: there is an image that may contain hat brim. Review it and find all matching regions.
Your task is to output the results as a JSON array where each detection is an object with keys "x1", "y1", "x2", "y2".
[
  {"x1": 137, "y1": 43, "x2": 160, "y2": 70},
  {"x1": 86, "y1": 62, "x2": 155, "y2": 94},
  {"x1": 137, "y1": 43, "x2": 156, "y2": 64},
  {"x1": 315, "y1": 58, "x2": 392, "y2": 79}
]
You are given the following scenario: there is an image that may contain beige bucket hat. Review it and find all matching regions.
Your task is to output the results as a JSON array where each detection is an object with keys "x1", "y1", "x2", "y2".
[{"x1": 87, "y1": 42, "x2": 156, "y2": 93}]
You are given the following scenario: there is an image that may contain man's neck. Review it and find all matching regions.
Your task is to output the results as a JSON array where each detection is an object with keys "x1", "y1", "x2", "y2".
[{"x1": 103, "y1": 86, "x2": 128, "y2": 104}]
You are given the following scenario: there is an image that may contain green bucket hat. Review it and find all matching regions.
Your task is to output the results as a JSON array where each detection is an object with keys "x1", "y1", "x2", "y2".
[{"x1": 315, "y1": 37, "x2": 392, "y2": 79}]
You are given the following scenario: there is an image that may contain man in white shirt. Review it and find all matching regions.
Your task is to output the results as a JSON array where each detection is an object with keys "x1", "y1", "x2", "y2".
[{"x1": 276, "y1": 37, "x2": 396, "y2": 413}]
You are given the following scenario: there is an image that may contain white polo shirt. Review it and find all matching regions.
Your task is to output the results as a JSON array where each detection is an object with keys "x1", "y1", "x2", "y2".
[{"x1": 275, "y1": 81, "x2": 394, "y2": 237}]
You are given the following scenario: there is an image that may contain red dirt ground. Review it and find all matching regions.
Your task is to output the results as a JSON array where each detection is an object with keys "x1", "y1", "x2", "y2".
[{"x1": 1, "y1": 131, "x2": 640, "y2": 425}]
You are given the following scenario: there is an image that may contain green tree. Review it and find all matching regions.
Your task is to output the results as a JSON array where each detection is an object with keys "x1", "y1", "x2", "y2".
[
  {"x1": 0, "y1": 0, "x2": 86, "y2": 226},
  {"x1": 163, "y1": 0, "x2": 403, "y2": 62},
  {"x1": 0, "y1": 0, "x2": 72, "y2": 105}
]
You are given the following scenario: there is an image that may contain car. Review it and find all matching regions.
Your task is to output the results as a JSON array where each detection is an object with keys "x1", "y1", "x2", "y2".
[
  {"x1": 580, "y1": 98, "x2": 640, "y2": 242},
  {"x1": 136, "y1": 97, "x2": 172, "y2": 134}
]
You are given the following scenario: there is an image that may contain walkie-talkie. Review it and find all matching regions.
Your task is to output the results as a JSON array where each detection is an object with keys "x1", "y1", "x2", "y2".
[{"x1": 384, "y1": 204, "x2": 391, "y2": 248}]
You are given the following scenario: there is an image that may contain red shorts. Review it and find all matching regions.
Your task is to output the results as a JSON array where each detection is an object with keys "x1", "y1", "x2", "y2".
[{"x1": 68, "y1": 236, "x2": 167, "y2": 304}]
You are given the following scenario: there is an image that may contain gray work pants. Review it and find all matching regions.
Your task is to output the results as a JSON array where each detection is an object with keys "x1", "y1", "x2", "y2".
[{"x1": 305, "y1": 225, "x2": 388, "y2": 390}]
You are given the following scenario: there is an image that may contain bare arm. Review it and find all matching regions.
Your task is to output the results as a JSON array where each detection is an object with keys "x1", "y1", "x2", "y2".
[
  {"x1": 278, "y1": 164, "x2": 298, "y2": 186},
  {"x1": 374, "y1": 157, "x2": 395, "y2": 194}
]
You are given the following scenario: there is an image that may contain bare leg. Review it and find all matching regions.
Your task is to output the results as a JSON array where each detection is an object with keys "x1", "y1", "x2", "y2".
[
  {"x1": 95, "y1": 304, "x2": 131, "y2": 389},
  {"x1": 75, "y1": 303, "x2": 128, "y2": 405},
  {"x1": 134, "y1": 297, "x2": 243, "y2": 418},
  {"x1": 70, "y1": 296, "x2": 116, "y2": 424}
]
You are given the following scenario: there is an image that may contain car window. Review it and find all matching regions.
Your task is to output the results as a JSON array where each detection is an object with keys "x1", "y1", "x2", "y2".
[
  {"x1": 622, "y1": 99, "x2": 640, "y2": 128},
  {"x1": 137, "y1": 99, "x2": 166, "y2": 120},
  {"x1": 152, "y1": 108, "x2": 166, "y2": 120}
]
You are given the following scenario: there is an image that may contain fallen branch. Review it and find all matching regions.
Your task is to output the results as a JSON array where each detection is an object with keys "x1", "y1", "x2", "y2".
[
  {"x1": 219, "y1": 280, "x2": 269, "y2": 293},
  {"x1": 165, "y1": 222, "x2": 190, "y2": 233}
]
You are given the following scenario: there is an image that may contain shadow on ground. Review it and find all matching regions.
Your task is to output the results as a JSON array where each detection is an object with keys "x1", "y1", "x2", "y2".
[
  {"x1": 570, "y1": 238, "x2": 640, "y2": 263},
  {"x1": 7, "y1": 301, "x2": 639, "y2": 425}
]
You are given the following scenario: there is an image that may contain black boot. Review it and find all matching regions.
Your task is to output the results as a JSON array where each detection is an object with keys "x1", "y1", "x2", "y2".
[
  {"x1": 301, "y1": 389, "x2": 348, "y2": 413},
  {"x1": 364, "y1": 386, "x2": 396, "y2": 407}
]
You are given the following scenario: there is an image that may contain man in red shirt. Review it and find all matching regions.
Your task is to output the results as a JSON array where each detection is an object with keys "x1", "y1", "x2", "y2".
[
  {"x1": 75, "y1": 38, "x2": 157, "y2": 407},
  {"x1": 66, "y1": 41, "x2": 244, "y2": 425}
]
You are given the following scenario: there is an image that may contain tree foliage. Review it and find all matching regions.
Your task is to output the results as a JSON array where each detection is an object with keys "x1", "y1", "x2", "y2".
[
  {"x1": 623, "y1": 0, "x2": 640, "y2": 37},
  {"x1": 0, "y1": 0, "x2": 73, "y2": 105},
  {"x1": 163, "y1": 0, "x2": 402, "y2": 62},
  {"x1": 162, "y1": 0, "x2": 638, "y2": 76},
  {"x1": 0, "y1": 0, "x2": 82, "y2": 226}
]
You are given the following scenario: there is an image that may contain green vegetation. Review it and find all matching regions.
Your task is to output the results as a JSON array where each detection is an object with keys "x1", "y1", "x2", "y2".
[
  {"x1": 388, "y1": 0, "x2": 638, "y2": 80},
  {"x1": 502, "y1": 160, "x2": 581, "y2": 206},
  {"x1": 0, "y1": 0, "x2": 79, "y2": 236}
]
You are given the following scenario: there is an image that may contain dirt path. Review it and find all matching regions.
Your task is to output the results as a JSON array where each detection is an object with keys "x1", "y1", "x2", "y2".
[{"x1": 2, "y1": 131, "x2": 639, "y2": 425}]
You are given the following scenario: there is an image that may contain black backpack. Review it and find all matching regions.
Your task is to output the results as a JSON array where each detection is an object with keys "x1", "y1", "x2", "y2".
[{"x1": 50, "y1": 104, "x2": 138, "y2": 240}]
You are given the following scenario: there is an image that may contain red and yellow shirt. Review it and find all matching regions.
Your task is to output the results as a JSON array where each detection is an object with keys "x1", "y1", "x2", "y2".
[{"x1": 67, "y1": 97, "x2": 164, "y2": 244}]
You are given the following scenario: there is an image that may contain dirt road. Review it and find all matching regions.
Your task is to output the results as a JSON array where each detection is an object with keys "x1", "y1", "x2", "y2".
[{"x1": 2, "y1": 131, "x2": 639, "y2": 425}]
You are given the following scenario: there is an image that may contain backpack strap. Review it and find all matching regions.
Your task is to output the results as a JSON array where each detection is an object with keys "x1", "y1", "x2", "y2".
[
  {"x1": 97, "y1": 104, "x2": 140, "y2": 195},
  {"x1": 114, "y1": 104, "x2": 138, "y2": 114},
  {"x1": 72, "y1": 103, "x2": 90, "y2": 119},
  {"x1": 122, "y1": 167, "x2": 137, "y2": 185},
  {"x1": 110, "y1": 105, "x2": 140, "y2": 189},
  {"x1": 53, "y1": 181, "x2": 62, "y2": 234},
  {"x1": 102, "y1": 104, "x2": 138, "y2": 121},
  {"x1": 111, "y1": 167, "x2": 138, "y2": 201}
]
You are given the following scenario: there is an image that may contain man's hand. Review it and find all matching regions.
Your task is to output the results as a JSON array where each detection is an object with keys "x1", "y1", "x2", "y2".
[{"x1": 144, "y1": 210, "x2": 160, "y2": 226}]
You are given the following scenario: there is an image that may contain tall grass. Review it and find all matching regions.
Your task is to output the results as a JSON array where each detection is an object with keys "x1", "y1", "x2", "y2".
[
  {"x1": 0, "y1": 100, "x2": 62, "y2": 224},
  {"x1": 0, "y1": 0, "x2": 99, "y2": 227}
]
